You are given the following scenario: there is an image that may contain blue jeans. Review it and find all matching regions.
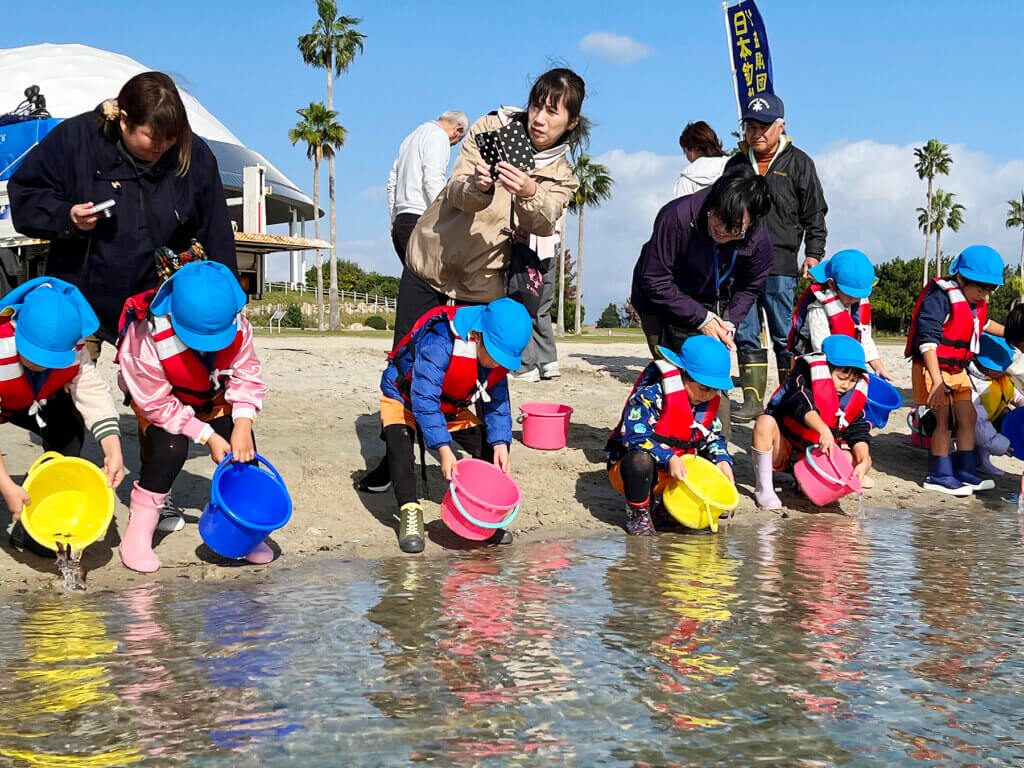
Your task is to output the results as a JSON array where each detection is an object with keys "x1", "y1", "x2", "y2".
[{"x1": 735, "y1": 275, "x2": 798, "y2": 355}]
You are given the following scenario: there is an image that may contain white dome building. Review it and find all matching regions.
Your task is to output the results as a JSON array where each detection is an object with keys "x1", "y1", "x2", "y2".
[{"x1": 0, "y1": 43, "x2": 317, "y2": 225}]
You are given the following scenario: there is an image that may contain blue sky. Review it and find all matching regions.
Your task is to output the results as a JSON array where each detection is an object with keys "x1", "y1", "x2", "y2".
[{"x1": 8, "y1": 0, "x2": 1024, "y2": 314}]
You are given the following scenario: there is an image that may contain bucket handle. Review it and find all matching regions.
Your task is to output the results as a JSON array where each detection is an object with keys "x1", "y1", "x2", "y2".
[
  {"x1": 213, "y1": 452, "x2": 286, "y2": 489},
  {"x1": 804, "y1": 446, "x2": 845, "y2": 487},
  {"x1": 27, "y1": 451, "x2": 63, "y2": 477},
  {"x1": 447, "y1": 481, "x2": 519, "y2": 529}
]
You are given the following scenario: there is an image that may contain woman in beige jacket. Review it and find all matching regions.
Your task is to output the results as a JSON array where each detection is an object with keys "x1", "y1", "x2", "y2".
[{"x1": 357, "y1": 68, "x2": 585, "y2": 495}]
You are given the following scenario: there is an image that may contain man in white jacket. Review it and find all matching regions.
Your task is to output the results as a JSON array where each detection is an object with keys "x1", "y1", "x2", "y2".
[
  {"x1": 386, "y1": 110, "x2": 469, "y2": 264},
  {"x1": 671, "y1": 121, "x2": 730, "y2": 199}
]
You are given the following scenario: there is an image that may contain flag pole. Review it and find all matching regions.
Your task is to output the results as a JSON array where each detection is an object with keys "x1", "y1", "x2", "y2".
[{"x1": 722, "y1": 1, "x2": 743, "y2": 122}]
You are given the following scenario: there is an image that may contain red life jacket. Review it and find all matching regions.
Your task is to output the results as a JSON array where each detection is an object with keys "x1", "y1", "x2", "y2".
[
  {"x1": 0, "y1": 317, "x2": 80, "y2": 423},
  {"x1": 388, "y1": 305, "x2": 507, "y2": 415},
  {"x1": 780, "y1": 354, "x2": 869, "y2": 448},
  {"x1": 149, "y1": 314, "x2": 243, "y2": 410},
  {"x1": 611, "y1": 359, "x2": 720, "y2": 457},
  {"x1": 788, "y1": 284, "x2": 871, "y2": 352},
  {"x1": 905, "y1": 278, "x2": 986, "y2": 372}
]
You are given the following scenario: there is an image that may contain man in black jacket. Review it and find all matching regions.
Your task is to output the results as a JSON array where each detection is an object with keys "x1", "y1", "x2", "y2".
[{"x1": 725, "y1": 94, "x2": 828, "y2": 421}]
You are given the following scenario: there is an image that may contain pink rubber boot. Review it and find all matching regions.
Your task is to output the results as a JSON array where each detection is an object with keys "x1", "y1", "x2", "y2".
[
  {"x1": 245, "y1": 540, "x2": 275, "y2": 564},
  {"x1": 120, "y1": 482, "x2": 164, "y2": 573}
]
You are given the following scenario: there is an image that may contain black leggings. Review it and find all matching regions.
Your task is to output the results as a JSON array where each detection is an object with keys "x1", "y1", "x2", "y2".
[
  {"x1": 139, "y1": 414, "x2": 255, "y2": 494},
  {"x1": 619, "y1": 450, "x2": 659, "y2": 505},
  {"x1": 5, "y1": 390, "x2": 85, "y2": 457},
  {"x1": 385, "y1": 424, "x2": 495, "y2": 507}
]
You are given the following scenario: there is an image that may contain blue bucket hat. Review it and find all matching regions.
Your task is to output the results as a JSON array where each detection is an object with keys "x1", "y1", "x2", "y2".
[
  {"x1": 0, "y1": 277, "x2": 99, "y2": 368},
  {"x1": 950, "y1": 245, "x2": 1004, "y2": 286},
  {"x1": 452, "y1": 298, "x2": 532, "y2": 371},
  {"x1": 807, "y1": 249, "x2": 876, "y2": 299},
  {"x1": 821, "y1": 334, "x2": 867, "y2": 371},
  {"x1": 150, "y1": 262, "x2": 248, "y2": 352},
  {"x1": 976, "y1": 333, "x2": 1016, "y2": 372},
  {"x1": 657, "y1": 336, "x2": 734, "y2": 391}
]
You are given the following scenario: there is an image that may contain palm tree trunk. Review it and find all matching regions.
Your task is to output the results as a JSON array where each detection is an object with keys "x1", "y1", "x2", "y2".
[
  {"x1": 326, "y1": 49, "x2": 340, "y2": 330},
  {"x1": 556, "y1": 248, "x2": 565, "y2": 336},
  {"x1": 313, "y1": 158, "x2": 325, "y2": 329},
  {"x1": 923, "y1": 177, "x2": 933, "y2": 286},
  {"x1": 1019, "y1": 226, "x2": 1024, "y2": 297},
  {"x1": 575, "y1": 209, "x2": 584, "y2": 334},
  {"x1": 935, "y1": 226, "x2": 942, "y2": 278}
]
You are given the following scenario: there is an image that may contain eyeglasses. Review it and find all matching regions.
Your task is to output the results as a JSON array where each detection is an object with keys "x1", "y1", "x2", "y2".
[{"x1": 708, "y1": 210, "x2": 746, "y2": 240}]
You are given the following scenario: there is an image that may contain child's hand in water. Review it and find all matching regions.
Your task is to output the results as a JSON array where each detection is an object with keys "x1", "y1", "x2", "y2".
[
  {"x1": 208, "y1": 434, "x2": 231, "y2": 465},
  {"x1": 0, "y1": 477, "x2": 30, "y2": 522},
  {"x1": 668, "y1": 454, "x2": 687, "y2": 481},
  {"x1": 492, "y1": 443, "x2": 510, "y2": 474}
]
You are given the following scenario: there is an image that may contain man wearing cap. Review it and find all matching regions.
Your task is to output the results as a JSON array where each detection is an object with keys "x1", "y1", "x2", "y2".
[
  {"x1": 118, "y1": 261, "x2": 270, "y2": 572},
  {"x1": 0, "y1": 277, "x2": 125, "y2": 554},
  {"x1": 727, "y1": 94, "x2": 829, "y2": 422},
  {"x1": 789, "y1": 248, "x2": 891, "y2": 380},
  {"x1": 380, "y1": 298, "x2": 532, "y2": 553}
]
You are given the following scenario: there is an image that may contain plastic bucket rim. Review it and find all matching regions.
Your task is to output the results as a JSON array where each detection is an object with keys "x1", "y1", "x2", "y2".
[
  {"x1": 20, "y1": 453, "x2": 114, "y2": 551},
  {"x1": 678, "y1": 456, "x2": 739, "y2": 512},
  {"x1": 446, "y1": 481, "x2": 520, "y2": 529},
  {"x1": 449, "y1": 458, "x2": 521, "y2": 512},
  {"x1": 519, "y1": 402, "x2": 573, "y2": 418},
  {"x1": 210, "y1": 452, "x2": 292, "y2": 533},
  {"x1": 866, "y1": 374, "x2": 901, "y2": 409}
]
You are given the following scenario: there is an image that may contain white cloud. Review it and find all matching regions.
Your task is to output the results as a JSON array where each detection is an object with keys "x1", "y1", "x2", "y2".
[
  {"x1": 575, "y1": 143, "x2": 1024, "y2": 316},
  {"x1": 358, "y1": 185, "x2": 386, "y2": 201},
  {"x1": 579, "y1": 32, "x2": 652, "y2": 66}
]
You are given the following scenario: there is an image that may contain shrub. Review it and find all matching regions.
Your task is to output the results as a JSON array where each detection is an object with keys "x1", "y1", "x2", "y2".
[
  {"x1": 365, "y1": 314, "x2": 388, "y2": 331},
  {"x1": 283, "y1": 303, "x2": 304, "y2": 328}
]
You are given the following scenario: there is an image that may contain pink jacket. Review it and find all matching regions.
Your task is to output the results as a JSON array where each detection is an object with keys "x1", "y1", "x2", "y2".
[{"x1": 118, "y1": 315, "x2": 266, "y2": 443}]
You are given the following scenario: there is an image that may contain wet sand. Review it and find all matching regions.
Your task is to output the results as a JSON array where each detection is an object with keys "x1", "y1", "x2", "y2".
[{"x1": 1, "y1": 334, "x2": 1017, "y2": 595}]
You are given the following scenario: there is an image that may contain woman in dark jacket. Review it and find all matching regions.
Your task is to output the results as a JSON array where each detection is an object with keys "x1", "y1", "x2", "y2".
[
  {"x1": 631, "y1": 165, "x2": 773, "y2": 357},
  {"x1": 9, "y1": 71, "x2": 236, "y2": 349}
]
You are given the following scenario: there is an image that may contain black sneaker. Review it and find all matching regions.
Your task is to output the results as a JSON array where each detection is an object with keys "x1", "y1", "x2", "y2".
[
  {"x1": 398, "y1": 503, "x2": 425, "y2": 553},
  {"x1": 488, "y1": 528, "x2": 513, "y2": 545},
  {"x1": 356, "y1": 461, "x2": 392, "y2": 493}
]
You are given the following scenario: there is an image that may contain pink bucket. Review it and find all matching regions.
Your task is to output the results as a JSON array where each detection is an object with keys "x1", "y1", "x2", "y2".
[
  {"x1": 441, "y1": 459, "x2": 521, "y2": 540},
  {"x1": 793, "y1": 447, "x2": 862, "y2": 505},
  {"x1": 518, "y1": 402, "x2": 573, "y2": 450}
]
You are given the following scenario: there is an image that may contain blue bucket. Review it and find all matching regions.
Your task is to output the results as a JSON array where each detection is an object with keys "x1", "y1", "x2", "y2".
[
  {"x1": 863, "y1": 374, "x2": 902, "y2": 429},
  {"x1": 1000, "y1": 407, "x2": 1024, "y2": 456},
  {"x1": 198, "y1": 453, "x2": 292, "y2": 558}
]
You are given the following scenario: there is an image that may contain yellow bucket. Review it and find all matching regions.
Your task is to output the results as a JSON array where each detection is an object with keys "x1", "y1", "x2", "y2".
[
  {"x1": 662, "y1": 456, "x2": 738, "y2": 532},
  {"x1": 19, "y1": 452, "x2": 114, "y2": 552}
]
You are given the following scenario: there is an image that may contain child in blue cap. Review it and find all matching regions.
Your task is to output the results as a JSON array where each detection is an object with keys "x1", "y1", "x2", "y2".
[
  {"x1": 117, "y1": 261, "x2": 269, "y2": 572},
  {"x1": 753, "y1": 335, "x2": 873, "y2": 508},
  {"x1": 606, "y1": 335, "x2": 734, "y2": 535},
  {"x1": 905, "y1": 245, "x2": 1006, "y2": 496},
  {"x1": 788, "y1": 248, "x2": 891, "y2": 380},
  {"x1": 968, "y1": 333, "x2": 1022, "y2": 476},
  {"x1": 380, "y1": 298, "x2": 532, "y2": 553},
  {"x1": 0, "y1": 278, "x2": 124, "y2": 550}
]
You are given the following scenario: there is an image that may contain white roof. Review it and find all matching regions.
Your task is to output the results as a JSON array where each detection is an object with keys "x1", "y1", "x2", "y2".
[{"x1": 0, "y1": 43, "x2": 242, "y2": 145}]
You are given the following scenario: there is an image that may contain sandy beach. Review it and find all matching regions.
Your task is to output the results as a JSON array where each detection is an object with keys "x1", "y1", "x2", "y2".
[{"x1": 0, "y1": 333, "x2": 1017, "y2": 595}]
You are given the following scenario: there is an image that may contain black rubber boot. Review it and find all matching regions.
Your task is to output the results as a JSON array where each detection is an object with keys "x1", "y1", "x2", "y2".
[
  {"x1": 625, "y1": 501, "x2": 655, "y2": 536},
  {"x1": 776, "y1": 351, "x2": 793, "y2": 388},
  {"x1": 733, "y1": 347, "x2": 768, "y2": 422}
]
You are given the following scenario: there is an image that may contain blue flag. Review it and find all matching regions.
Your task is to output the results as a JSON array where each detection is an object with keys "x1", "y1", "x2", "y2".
[{"x1": 726, "y1": 1, "x2": 775, "y2": 105}]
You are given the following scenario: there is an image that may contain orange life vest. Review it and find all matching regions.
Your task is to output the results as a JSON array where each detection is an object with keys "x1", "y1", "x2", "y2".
[
  {"x1": 389, "y1": 306, "x2": 507, "y2": 415},
  {"x1": 0, "y1": 318, "x2": 79, "y2": 424},
  {"x1": 611, "y1": 359, "x2": 720, "y2": 456},
  {"x1": 905, "y1": 278, "x2": 986, "y2": 372},
  {"x1": 149, "y1": 314, "x2": 243, "y2": 411},
  {"x1": 780, "y1": 353, "x2": 869, "y2": 448},
  {"x1": 788, "y1": 284, "x2": 870, "y2": 352}
]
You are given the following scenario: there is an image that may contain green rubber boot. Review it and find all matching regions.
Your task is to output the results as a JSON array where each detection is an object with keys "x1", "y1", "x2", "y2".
[
  {"x1": 398, "y1": 503, "x2": 425, "y2": 554},
  {"x1": 733, "y1": 347, "x2": 768, "y2": 422},
  {"x1": 776, "y1": 351, "x2": 793, "y2": 388}
]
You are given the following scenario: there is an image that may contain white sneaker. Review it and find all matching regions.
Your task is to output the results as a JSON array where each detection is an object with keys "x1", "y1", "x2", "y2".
[
  {"x1": 156, "y1": 494, "x2": 186, "y2": 532},
  {"x1": 540, "y1": 362, "x2": 560, "y2": 379},
  {"x1": 511, "y1": 368, "x2": 541, "y2": 382}
]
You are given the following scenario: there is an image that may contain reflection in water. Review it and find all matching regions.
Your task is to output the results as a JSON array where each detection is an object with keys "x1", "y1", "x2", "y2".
[{"x1": 0, "y1": 506, "x2": 1021, "y2": 766}]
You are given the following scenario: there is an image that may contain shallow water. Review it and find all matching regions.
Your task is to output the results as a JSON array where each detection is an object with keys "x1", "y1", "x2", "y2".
[{"x1": 1, "y1": 506, "x2": 1023, "y2": 766}]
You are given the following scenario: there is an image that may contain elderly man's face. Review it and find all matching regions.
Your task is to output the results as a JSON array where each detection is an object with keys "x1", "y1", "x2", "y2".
[
  {"x1": 745, "y1": 118, "x2": 785, "y2": 154},
  {"x1": 441, "y1": 121, "x2": 465, "y2": 146}
]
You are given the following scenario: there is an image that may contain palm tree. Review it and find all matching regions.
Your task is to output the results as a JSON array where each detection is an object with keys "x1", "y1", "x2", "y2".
[
  {"x1": 568, "y1": 155, "x2": 613, "y2": 334},
  {"x1": 913, "y1": 139, "x2": 953, "y2": 285},
  {"x1": 556, "y1": 247, "x2": 567, "y2": 336},
  {"x1": 288, "y1": 102, "x2": 346, "y2": 329},
  {"x1": 298, "y1": 1, "x2": 365, "y2": 329},
  {"x1": 1007, "y1": 192, "x2": 1024, "y2": 291},
  {"x1": 916, "y1": 189, "x2": 965, "y2": 277}
]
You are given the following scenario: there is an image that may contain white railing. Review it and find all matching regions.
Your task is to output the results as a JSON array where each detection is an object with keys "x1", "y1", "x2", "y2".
[{"x1": 262, "y1": 282, "x2": 396, "y2": 310}]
